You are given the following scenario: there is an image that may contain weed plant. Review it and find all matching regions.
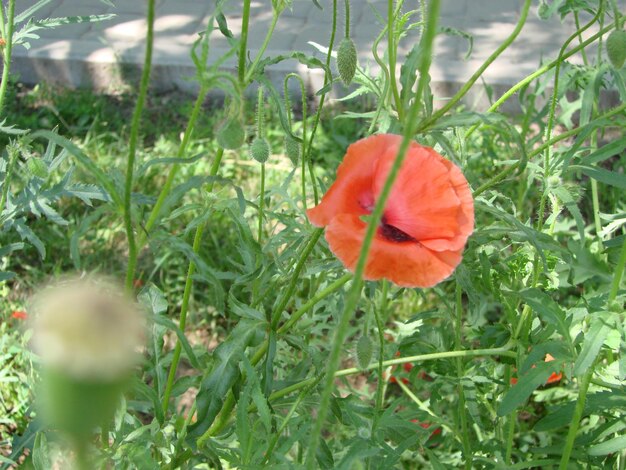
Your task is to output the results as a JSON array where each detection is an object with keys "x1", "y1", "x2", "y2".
[{"x1": 1, "y1": 0, "x2": 626, "y2": 468}]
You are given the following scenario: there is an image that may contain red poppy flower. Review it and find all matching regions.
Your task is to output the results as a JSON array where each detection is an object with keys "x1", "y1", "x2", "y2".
[
  {"x1": 510, "y1": 353, "x2": 562, "y2": 386},
  {"x1": 307, "y1": 134, "x2": 474, "y2": 287},
  {"x1": 11, "y1": 311, "x2": 27, "y2": 320}
]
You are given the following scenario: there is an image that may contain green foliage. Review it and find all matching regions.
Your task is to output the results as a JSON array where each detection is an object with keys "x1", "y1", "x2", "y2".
[{"x1": 1, "y1": 0, "x2": 626, "y2": 468}]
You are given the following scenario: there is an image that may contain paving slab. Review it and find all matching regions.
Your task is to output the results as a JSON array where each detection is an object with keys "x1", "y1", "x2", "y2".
[{"x1": 8, "y1": 0, "x2": 623, "y2": 110}]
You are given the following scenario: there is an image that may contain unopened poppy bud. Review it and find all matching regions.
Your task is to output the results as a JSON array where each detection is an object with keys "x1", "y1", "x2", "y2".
[
  {"x1": 606, "y1": 29, "x2": 626, "y2": 68},
  {"x1": 337, "y1": 37, "x2": 357, "y2": 86},
  {"x1": 29, "y1": 276, "x2": 145, "y2": 448},
  {"x1": 216, "y1": 118, "x2": 246, "y2": 150},
  {"x1": 26, "y1": 158, "x2": 48, "y2": 179},
  {"x1": 250, "y1": 137, "x2": 270, "y2": 163},
  {"x1": 355, "y1": 334, "x2": 373, "y2": 369},
  {"x1": 284, "y1": 136, "x2": 300, "y2": 166}
]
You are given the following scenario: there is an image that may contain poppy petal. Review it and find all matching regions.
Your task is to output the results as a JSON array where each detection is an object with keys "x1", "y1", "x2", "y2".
[
  {"x1": 307, "y1": 134, "x2": 401, "y2": 227},
  {"x1": 324, "y1": 214, "x2": 462, "y2": 287},
  {"x1": 372, "y1": 142, "x2": 473, "y2": 252}
]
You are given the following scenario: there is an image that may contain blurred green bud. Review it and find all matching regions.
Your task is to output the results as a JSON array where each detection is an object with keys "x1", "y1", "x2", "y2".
[
  {"x1": 355, "y1": 334, "x2": 373, "y2": 369},
  {"x1": 606, "y1": 29, "x2": 626, "y2": 69},
  {"x1": 216, "y1": 118, "x2": 246, "y2": 150}
]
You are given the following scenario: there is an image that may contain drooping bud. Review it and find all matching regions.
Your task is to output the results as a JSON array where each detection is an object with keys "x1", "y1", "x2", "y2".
[
  {"x1": 250, "y1": 137, "x2": 271, "y2": 163},
  {"x1": 26, "y1": 158, "x2": 48, "y2": 179},
  {"x1": 284, "y1": 136, "x2": 300, "y2": 166},
  {"x1": 337, "y1": 37, "x2": 357, "y2": 86},
  {"x1": 606, "y1": 29, "x2": 626, "y2": 69},
  {"x1": 216, "y1": 117, "x2": 246, "y2": 150},
  {"x1": 355, "y1": 334, "x2": 373, "y2": 369}
]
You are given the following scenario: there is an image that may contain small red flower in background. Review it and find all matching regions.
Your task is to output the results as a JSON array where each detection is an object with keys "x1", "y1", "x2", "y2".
[
  {"x1": 133, "y1": 279, "x2": 144, "y2": 290},
  {"x1": 11, "y1": 311, "x2": 27, "y2": 320},
  {"x1": 411, "y1": 419, "x2": 442, "y2": 438},
  {"x1": 510, "y1": 353, "x2": 562, "y2": 386},
  {"x1": 307, "y1": 134, "x2": 474, "y2": 287}
]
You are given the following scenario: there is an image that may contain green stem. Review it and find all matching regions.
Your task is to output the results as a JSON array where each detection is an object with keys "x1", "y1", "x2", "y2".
[
  {"x1": 161, "y1": 148, "x2": 224, "y2": 415},
  {"x1": 0, "y1": 143, "x2": 18, "y2": 217},
  {"x1": 302, "y1": 0, "x2": 338, "y2": 203},
  {"x1": 238, "y1": 0, "x2": 251, "y2": 84},
  {"x1": 124, "y1": 0, "x2": 156, "y2": 291},
  {"x1": 609, "y1": 236, "x2": 626, "y2": 305},
  {"x1": 270, "y1": 228, "x2": 324, "y2": 330},
  {"x1": 465, "y1": 20, "x2": 618, "y2": 139},
  {"x1": 473, "y1": 102, "x2": 626, "y2": 197},
  {"x1": 387, "y1": 0, "x2": 403, "y2": 122},
  {"x1": 304, "y1": 4, "x2": 440, "y2": 466},
  {"x1": 131, "y1": 84, "x2": 209, "y2": 264},
  {"x1": 344, "y1": 0, "x2": 350, "y2": 38},
  {"x1": 558, "y1": 369, "x2": 593, "y2": 470},
  {"x1": 244, "y1": 12, "x2": 279, "y2": 84},
  {"x1": 455, "y1": 285, "x2": 472, "y2": 469},
  {"x1": 258, "y1": 163, "x2": 265, "y2": 243},
  {"x1": 277, "y1": 273, "x2": 352, "y2": 334},
  {"x1": 417, "y1": 0, "x2": 531, "y2": 133},
  {"x1": 0, "y1": 0, "x2": 16, "y2": 117},
  {"x1": 371, "y1": 280, "x2": 387, "y2": 431}
]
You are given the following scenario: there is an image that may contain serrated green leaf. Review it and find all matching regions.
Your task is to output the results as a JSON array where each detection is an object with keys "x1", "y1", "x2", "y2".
[
  {"x1": 573, "y1": 314, "x2": 612, "y2": 375},
  {"x1": 588, "y1": 435, "x2": 626, "y2": 456},
  {"x1": 187, "y1": 320, "x2": 262, "y2": 439},
  {"x1": 152, "y1": 315, "x2": 200, "y2": 369},
  {"x1": 572, "y1": 165, "x2": 626, "y2": 189},
  {"x1": 518, "y1": 288, "x2": 572, "y2": 344},
  {"x1": 497, "y1": 361, "x2": 560, "y2": 416}
]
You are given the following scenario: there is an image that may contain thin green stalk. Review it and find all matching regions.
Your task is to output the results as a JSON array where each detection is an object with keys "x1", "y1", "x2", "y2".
[
  {"x1": 238, "y1": 0, "x2": 251, "y2": 83},
  {"x1": 558, "y1": 369, "x2": 593, "y2": 470},
  {"x1": 278, "y1": 273, "x2": 352, "y2": 334},
  {"x1": 258, "y1": 163, "x2": 265, "y2": 243},
  {"x1": 130, "y1": 83, "x2": 209, "y2": 274},
  {"x1": 465, "y1": 21, "x2": 618, "y2": 139},
  {"x1": 417, "y1": 0, "x2": 531, "y2": 133},
  {"x1": 304, "y1": 4, "x2": 440, "y2": 466},
  {"x1": 387, "y1": 0, "x2": 403, "y2": 121},
  {"x1": 455, "y1": 285, "x2": 472, "y2": 469},
  {"x1": 270, "y1": 228, "x2": 324, "y2": 330},
  {"x1": 0, "y1": 144, "x2": 18, "y2": 217},
  {"x1": 609, "y1": 236, "x2": 626, "y2": 305},
  {"x1": 198, "y1": 270, "x2": 352, "y2": 444},
  {"x1": 124, "y1": 0, "x2": 156, "y2": 291},
  {"x1": 344, "y1": 0, "x2": 350, "y2": 38},
  {"x1": 161, "y1": 148, "x2": 224, "y2": 415},
  {"x1": 244, "y1": 12, "x2": 279, "y2": 84},
  {"x1": 283, "y1": 74, "x2": 308, "y2": 211},
  {"x1": 473, "y1": 101, "x2": 626, "y2": 197},
  {"x1": 0, "y1": 0, "x2": 16, "y2": 116},
  {"x1": 371, "y1": 280, "x2": 388, "y2": 430},
  {"x1": 302, "y1": 0, "x2": 338, "y2": 203}
]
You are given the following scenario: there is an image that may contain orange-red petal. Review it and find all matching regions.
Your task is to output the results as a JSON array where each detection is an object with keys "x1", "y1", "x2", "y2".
[
  {"x1": 307, "y1": 134, "x2": 400, "y2": 227},
  {"x1": 324, "y1": 214, "x2": 462, "y2": 288},
  {"x1": 372, "y1": 142, "x2": 473, "y2": 252}
]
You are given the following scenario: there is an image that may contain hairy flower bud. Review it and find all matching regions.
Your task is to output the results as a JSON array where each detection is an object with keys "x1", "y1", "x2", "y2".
[
  {"x1": 337, "y1": 37, "x2": 357, "y2": 86},
  {"x1": 355, "y1": 334, "x2": 373, "y2": 369},
  {"x1": 606, "y1": 29, "x2": 626, "y2": 69},
  {"x1": 216, "y1": 118, "x2": 246, "y2": 150},
  {"x1": 250, "y1": 137, "x2": 271, "y2": 163},
  {"x1": 284, "y1": 136, "x2": 300, "y2": 166}
]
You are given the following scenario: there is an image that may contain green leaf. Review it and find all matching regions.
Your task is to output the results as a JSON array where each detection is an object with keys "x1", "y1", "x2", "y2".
[
  {"x1": 581, "y1": 136, "x2": 626, "y2": 165},
  {"x1": 32, "y1": 433, "x2": 50, "y2": 470},
  {"x1": 187, "y1": 320, "x2": 262, "y2": 440},
  {"x1": 518, "y1": 288, "x2": 572, "y2": 344},
  {"x1": 138, "y1": 284, "x2": 169, "y2": 315},
  {"x1": 29, "y1": 130, "x2": 121, "y2": 207},
  {"x1": 152, "y1": 315, "x2": 200, "y2": 369},
  {"x1": 551, "y1": 186, "x2": 585, "y2": 244},
  {"x1": 571, "y1": 165, "x2": 626, "y2": 189},
  {"x1": 573, "y1": 314, "x2": 612, "y2": 375},
  {"x1": 497, "y1": 361, "x2": 560, "y2": 416},
  {"x1": 588, "y1": 435, "x2": 626, "y2": 456}
]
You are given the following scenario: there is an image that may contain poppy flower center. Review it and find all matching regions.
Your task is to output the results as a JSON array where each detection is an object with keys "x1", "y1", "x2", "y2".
[{"x1": 379, "y1": 216, "x2": 416, "y2": 243}]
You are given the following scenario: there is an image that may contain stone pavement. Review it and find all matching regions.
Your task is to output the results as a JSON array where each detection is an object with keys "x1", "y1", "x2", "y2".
[{"x1": 9, "y1": 0, "x2": 614, "y2": 104}]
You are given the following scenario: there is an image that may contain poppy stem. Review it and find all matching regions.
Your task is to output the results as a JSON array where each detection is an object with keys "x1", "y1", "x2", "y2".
[
  {"x1": 304, "y1": 3, "x2": 441, "y2": 466},
  {"x1": 258, "y1": 163, "x2": 265, "y2": 243},
  {"x1": 387, "y1": 0, "x2": 404, "y2": 122},
  {"x1": 124, "y1": 0, "x2": 155, "y2": 292},
  {"x1": 455, "y1": 284, "x2": 473, "y2": 468},
  {"x1": 0, "y1": 0, "x2": 15, "y2": 118}
]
